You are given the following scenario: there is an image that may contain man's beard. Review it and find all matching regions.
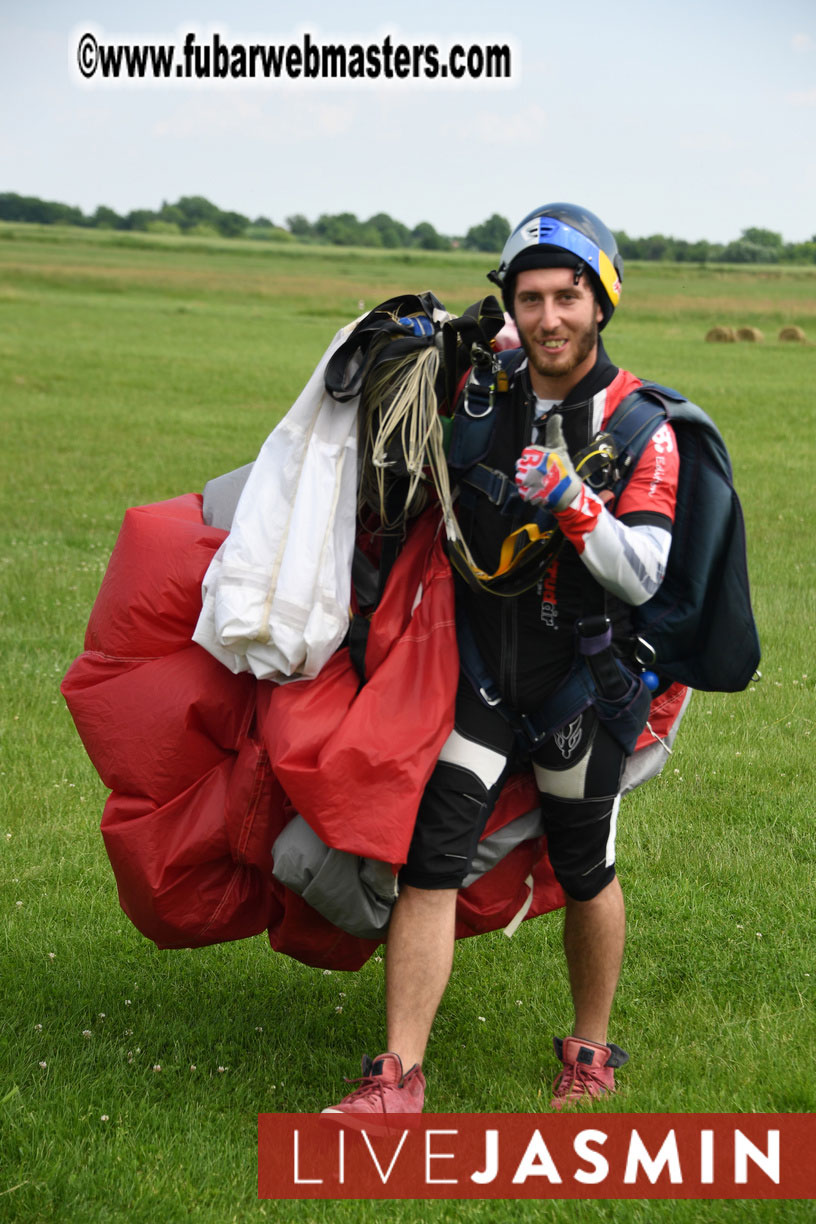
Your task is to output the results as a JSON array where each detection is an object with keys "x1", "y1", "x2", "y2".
[{"x1": 518, "y1": 316, "x2": 599, "y2": 383}]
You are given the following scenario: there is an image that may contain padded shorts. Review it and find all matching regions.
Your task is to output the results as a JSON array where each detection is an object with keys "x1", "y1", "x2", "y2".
[{"x1": 400, "y1": 677, "x2": 624, "y2": 900}]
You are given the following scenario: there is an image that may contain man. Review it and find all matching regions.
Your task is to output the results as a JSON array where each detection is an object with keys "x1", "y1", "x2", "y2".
[{"x1": 323, "y1": 203, "x2": 679, "y2": 1115}]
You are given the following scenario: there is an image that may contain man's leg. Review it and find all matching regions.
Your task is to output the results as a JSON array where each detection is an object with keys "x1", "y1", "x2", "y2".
[
  {"x1": 534, "y1": 710, "x2": 630, "y2": 1104},
  {"x1": 322, "y1": 678, "x2": 514, "y2": 1113},
  {"x1": 389, "y1": 677, "x2": 515, "y2": 1067},
  {"x1": 385, "y1": 884, "x2": 458, "y2": 1070},
  {"x1": 563, "y1": 875, "x2": 625, "y2": 1045}
]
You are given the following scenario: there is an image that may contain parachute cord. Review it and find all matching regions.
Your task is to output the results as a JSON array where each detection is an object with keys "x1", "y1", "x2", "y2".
[{"x1": 358, "y1": 345, "x2": 485, "y2": 577}]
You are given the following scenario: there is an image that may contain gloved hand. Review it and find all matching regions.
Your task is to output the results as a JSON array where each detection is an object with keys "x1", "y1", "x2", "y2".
[{"x1": 514, "y1": 415, "x2": 583, "y2": 512}]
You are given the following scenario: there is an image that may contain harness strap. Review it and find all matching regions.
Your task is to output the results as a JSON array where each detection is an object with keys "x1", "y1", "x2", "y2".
[
  {"x1": 457, "y1": 610, "x2": 651, "y2": 756},
  {"x1": 457, "y1": 612, "x2": 596, "y2": 752},
  {"x1": 459, "y1": 463, "x2": 556, "y2": 530}
]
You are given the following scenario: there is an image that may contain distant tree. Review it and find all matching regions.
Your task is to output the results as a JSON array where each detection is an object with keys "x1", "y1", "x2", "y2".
[
  {"x1": 0, "y1": 193, "x2": 86, "y2": 226},
  {"x1": 173, "y1": 195, "x2": 221, "y2": 232},
  {"x1": 741, "y1": 227, "x2": 783, "y2": 250},
  {"x1": 366, "y1": 212, "x2": 411, "y2": 248},
  {"x1": 720, "y1": 239, "x2": 777, "y2": 264},
  {"x1": 784, "y1": 240, "x2": 816, "y2": 264},
  {"x1": 122, "y1": 209, "x2": 158, "y2": 232},
  {"x1": 91, "y1": 205, "x2": 124, "y2": 229},
  {"x1": 412, "y1": 221, "x2": 450, "y2": 251},
  {"x1": 286, "y1": 213, "x2": 314, "y2": 238},
  {"x1": 315, "y1": 212, "x2": 365, "y2": 246},
  {"x1": 463, "y1": 213, "x2": 510, "y2": 252},
  {"x1": 158, "y1": 202, "x2": 185, "y2": 228},
  {"x1": 640, "y1": 234, "x2": 674, "y2": 261},
  {"x1": 216, "y1": 209, "x2": 250, "y2": 238}
]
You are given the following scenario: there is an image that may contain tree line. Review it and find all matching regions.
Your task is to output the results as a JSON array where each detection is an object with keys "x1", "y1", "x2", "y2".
[{"x1": 2, "y1": 193, "x2": 815, "y2": 263}]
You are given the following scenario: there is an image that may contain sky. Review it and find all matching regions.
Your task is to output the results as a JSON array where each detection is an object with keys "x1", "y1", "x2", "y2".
[{"x1": 2, "y1": 0, "x2": 815, "y2": 243}]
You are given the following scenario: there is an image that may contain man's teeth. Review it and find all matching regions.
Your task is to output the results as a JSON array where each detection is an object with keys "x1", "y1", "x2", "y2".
[{"x1": 543, "y1": 340, "x2": 565, "y2": 348}]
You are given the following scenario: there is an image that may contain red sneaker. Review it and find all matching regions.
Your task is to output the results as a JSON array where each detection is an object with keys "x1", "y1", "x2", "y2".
[
  {"x1": 550, "y1": 1036, "x2": 629, "y2": 1110},
  {"x1": 322, "y1": 1053, "x2": 425, "y2": 1119}
]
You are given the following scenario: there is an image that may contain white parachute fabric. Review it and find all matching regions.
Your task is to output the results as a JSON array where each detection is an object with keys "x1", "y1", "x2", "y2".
[{"x1": 193, "y1": 321, "x2": 360, "y2": 682}]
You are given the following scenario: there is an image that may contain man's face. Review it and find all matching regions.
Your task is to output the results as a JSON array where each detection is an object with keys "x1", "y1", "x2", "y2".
[{"x1": 513, "y1": 266, "x2": 604, "y2": 397}]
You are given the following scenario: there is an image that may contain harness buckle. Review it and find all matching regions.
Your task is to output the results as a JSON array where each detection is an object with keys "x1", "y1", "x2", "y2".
[
  {"x1": 463, "y1": 378, "x2": 495, "y2": 420},
  {"x1": 463, "y1": 343, "x2": 500, "y2": 419},
  {"x1": 634, "y1": 636, "x2": 657, "y2": 667}
]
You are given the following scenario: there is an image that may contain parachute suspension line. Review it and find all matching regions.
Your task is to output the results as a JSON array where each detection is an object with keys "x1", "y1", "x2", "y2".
[{"x1": 358, "y1": 346, "x2": 469, "y2": 548}]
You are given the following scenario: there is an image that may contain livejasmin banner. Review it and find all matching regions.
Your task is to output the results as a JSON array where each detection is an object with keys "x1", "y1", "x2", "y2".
[{"x1": 258, "y1": 1114, "x2": 815, "y2": 1200}]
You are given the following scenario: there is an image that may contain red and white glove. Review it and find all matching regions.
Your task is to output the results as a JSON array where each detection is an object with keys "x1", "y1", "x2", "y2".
[{"x1": 514, "y1": 415, "x2": 583, "y2": 512}]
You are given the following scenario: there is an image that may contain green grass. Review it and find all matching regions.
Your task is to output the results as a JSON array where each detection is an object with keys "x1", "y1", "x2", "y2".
[{"x1": 1, "y1": 226, "x2": 814, "y2": 1222}]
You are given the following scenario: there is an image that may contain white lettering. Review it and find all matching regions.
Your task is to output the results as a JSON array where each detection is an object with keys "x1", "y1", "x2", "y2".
[
  {"x1": 734, "y1": 1130, "x2": 780, "y2": 1184},
  {"x1": 293, "y1": 1129, "x2": 323, "y2": 1184},
  {"x1": 425, "y1": 1129, "x2": 458, "y2": 1185},
  {"x1": 338, "y1": 1127, "x2": 344, "y2": 1185},
  {"x1": 471, "y1": 1129, "x2": 499, "y2": 1184},
  {"x1": 511, "y1": 1130, "x2": 563, "y2": 1184},
  {"x1": 652, "y1": 423, "x2": 675, "y2": 454},
  {"x1": 624, "y1": 1129, "x2": 682, "y2": 1184},
  {"x1": 700, "y1": 1129, "x2": 713, "y2": 1184},
  {"x1": 361, "y1": 1129, "x2": 409, "y2": 1184},
  {"x1": 573, "y1": 1129, "x2": 609, "y2": 1184}
]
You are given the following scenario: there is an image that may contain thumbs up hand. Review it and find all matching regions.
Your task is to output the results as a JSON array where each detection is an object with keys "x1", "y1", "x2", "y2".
[{"x1": 514, "y1": 415, "x2": 582, "y2": 512}]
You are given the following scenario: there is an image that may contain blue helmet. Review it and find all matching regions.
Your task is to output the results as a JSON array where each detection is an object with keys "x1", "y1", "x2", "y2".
[{"x1": 489, "y1": 202, "x2": 623, "y2": 329}]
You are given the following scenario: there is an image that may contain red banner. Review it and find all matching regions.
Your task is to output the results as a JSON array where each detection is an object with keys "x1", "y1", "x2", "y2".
[{"x1": 258, "y1": 1113, "x2": 816, "y2": 1200}]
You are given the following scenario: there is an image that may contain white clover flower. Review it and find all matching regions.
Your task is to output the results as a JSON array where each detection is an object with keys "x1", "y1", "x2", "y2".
[
  {"x1": 100, "y1": 1115, "x2": 109, "y2": 1122},
  {"x1": 82, "y1": 1030, "x2": 92, "y2": 1039},
  {"x1": 39, "y1": 1061, "x2": 47, "y2": 1069}
]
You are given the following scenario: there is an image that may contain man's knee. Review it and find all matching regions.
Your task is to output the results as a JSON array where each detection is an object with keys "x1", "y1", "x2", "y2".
[
  {"x1": 401, "y1": 761, "x2": 494, "y2": 890},
  {"x1": 542, "y1": 793, "x2": 619, "y2": 902}
]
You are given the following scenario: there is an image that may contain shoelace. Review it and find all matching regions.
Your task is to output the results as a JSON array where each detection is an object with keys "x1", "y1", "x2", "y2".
[
  {"x1": 340, "y1": 1072, "x2": 392, "y2": 1105},
  {"x1": 552, "y1": 1062, "x2": 607, "y2": 1101}
]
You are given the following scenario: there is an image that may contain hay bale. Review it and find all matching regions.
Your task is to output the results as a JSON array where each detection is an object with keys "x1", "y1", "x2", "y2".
[
  {"x1": 705, "y1": 326, "x2": 736, "y2": 343},
  {"x1": 737, "y1": 327, "x2": 764, "y2": 342},
  {"x1": 778, "y1": 325, "x2": 806, "y2": 342}
]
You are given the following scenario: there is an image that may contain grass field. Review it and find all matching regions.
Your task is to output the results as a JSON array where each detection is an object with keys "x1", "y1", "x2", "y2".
[{"x1": 1, "y1": 224, "x2": 814, "y2": 1222}]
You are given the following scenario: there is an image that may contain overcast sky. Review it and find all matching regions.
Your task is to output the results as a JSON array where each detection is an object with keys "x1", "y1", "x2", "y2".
[{"x1": 3, "y1": 0, "x2": 815, "y2": 243}]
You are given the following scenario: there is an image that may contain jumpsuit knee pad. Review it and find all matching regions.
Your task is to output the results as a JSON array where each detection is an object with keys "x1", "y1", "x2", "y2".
[
  {"x1": 540, "y1": 792, "x2": 619, "y2": 902},
  {"x1": 400, "y1": 761, "x2": 494, "y2": 890}
]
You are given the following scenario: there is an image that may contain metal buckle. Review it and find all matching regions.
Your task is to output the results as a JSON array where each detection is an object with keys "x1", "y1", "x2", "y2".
[
  {"x1": 463, "y1": 378, "x2": 495, "y2": 419},
  {"x1": 634, "y1": 636, "x2": 657, "y2": 667}
]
